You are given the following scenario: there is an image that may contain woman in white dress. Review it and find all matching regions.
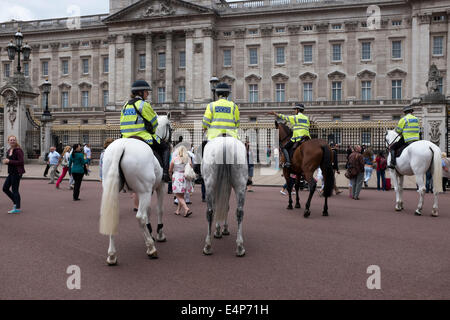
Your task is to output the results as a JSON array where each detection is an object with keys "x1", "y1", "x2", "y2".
[{"x1": 169, "y1": 146, "x2": 194, "y2": 217}]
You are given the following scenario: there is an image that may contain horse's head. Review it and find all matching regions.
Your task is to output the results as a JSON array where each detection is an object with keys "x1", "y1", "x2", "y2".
[
  {"x1": 156, "y1": 114, "x2": 172, "y2": 143},
  {"x1": 275, "y1": 120, "x2": 292, "y2": 145},
  {"x1": 385, "y1": 130, "x2": 399, "y2": 148}
]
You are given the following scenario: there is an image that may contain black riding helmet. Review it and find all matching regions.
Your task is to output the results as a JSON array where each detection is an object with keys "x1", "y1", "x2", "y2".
[
  {"x1": 403, "y1": 105, "x2": 413, "y2": 113},
  {"x1": 131, "y1": 80, "x2": 152, "y2": 94},
  {"x1": 215, "y1": 83, "x2": 231, "y2": 97},
  {"x1": 293, "y1": 103, "x2": 305, "y2": 112}
]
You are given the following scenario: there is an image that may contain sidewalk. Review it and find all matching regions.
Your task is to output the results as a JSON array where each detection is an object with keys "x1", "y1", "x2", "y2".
[{"x1": 1, "y1": 163, "x2": 419, "y2": 189}]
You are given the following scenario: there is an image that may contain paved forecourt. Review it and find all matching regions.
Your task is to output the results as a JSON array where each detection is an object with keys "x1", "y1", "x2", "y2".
[{"x1": 1, "y1": 178, "x2": 449, "y2": 299}]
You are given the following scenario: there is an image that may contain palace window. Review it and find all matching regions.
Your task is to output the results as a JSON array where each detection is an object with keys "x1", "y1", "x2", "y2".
[
  {"x1": 103, "y1": 57, "x2": 109, "y2": 73},
  {"x1": 303, "y1": 82, "x2": 313, "y2": 102},
  {"x1": 276, "y1": 47, "x2": 285, "y2": 64},
  {"x1": 82, "y1": 59, "x2": 89, "y2": 74},
  {"x1": 103, "y1": 90, "x2": 109, "y2": 107},
  {"x1": 249, "y1": 84, "x2": 258, "y2": 103},
  {"x1": 249, "y1": 48, "x2": 258, "y2": 65},
  {"x1": 158, "y1": 87, "x2": 165, "y2": 103},
  {"x1": 392, "y1": 80, "x2": 402, "y2": 100},
  {"x1": 361, "y1": 81, "x2": 372, "y2": 101},
  {"x1": 275, "y1": 27, "x2": 285, "y2": 33},
  {"x1": 62, "y1": 60, "x2": 69, "y2": 75},
  {"x1": 303, "y1": 25, "x2": 312, "y2": 31},
  {"x1": 61, "y1": 92, "x2": 69, "y2": 108},
  {"x1": 433, "y1": 36, "x2": 444, "y2": 56},
  {"x1": 223, "y1": 49, "x2": 232, "y2": 67},
  {"x1": 392, "y1": 41, "x2": 402, "y2": 59},
  {"x1": 332, "y1": 44, "x2": 342, "y2": 61},
  {"x1": 23, "y1": 62, "x2": 29, "y2": 77},
  {"x1": 303, "y1": 45, "x2": 313, "y2": 63},
  {"x1": 42, "y1": 61, "x2": 49, "y2": 76},
  {"x1": 178, "y1": 86, "x2": 186, "y2": 102},
  {"x1": 81, "y1": 91, "x2": 90, "y2": 107},
  {"x1": 158, "y1": 52, "x2": 166, "y2": 69},
  {"x1": 275, "y1": 83, "x2": 285, "y2": 102},
  {"x1": 392, "y1": 20, "x2": 402, "y2": 26},
  {"x1": 4, "y1": 63, "x2": 10, "y2": 77},
  {"x1": 179, "y1": 51, "x2": 186, "y2": 68},
  {"x1": 361, "y1": 42, "x2": 371, "y2": 60},
  {"x1": 249, "y1": 29, "x2": 258, "y2": 35},
  {"x1": 332, "y1": 81, "x2": 342, "y2": 101},
  {"x1": 332, "y1": 24, "x2": 342, "y2": 30},
  {"x1": 139, "y1": 54, "x2": 146, "y2": 70}
]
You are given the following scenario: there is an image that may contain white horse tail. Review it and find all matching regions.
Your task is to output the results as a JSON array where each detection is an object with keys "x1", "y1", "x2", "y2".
[
  {"x1": 430, "y1": 145, "x2": 443, "y2": 193},
  {"x1": 214, "y1": 163, "x2": 232, "y2": 224},
  {"x1": 100, "y1": 139, "x2": 127, "y2": 235}
]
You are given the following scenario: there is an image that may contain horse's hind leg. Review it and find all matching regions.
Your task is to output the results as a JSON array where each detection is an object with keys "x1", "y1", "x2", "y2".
[
  {"x1": 222, "y1": 205, "x2": 230, "y2": 236},
  {"x1": 415, "y1": 174, "x2": 425, "y2": 216},
  {"x1": 323, "y1": 196, "x2": 329, "y2": 217},
  {"x1": 155, "y1": 183, "x2": 166, "y2": 242},
  {"x1": 136, "y1": 192, "x2": 158, "y2": 258},
  {"x1": 107, "y1": 235, "x2": 118, "y2": 265},
  {"x1": 295, "y1": 179, "x2": 301, "y2": 209},
  {"x1": 286, "y1": 177, "x2": 294, "y2": 210},
  {"x1": 235, "y1": 188, "x2": 246, "y2": 257},
  {"x1": 431, "y1": 191, "x2": 439, "y2": 217},
  {"x1": 304, "y1": 174, "x2": 316, "y2": 218},
  {"x1": 203, "y1": 195, "x2": 214, "y2": 255}
]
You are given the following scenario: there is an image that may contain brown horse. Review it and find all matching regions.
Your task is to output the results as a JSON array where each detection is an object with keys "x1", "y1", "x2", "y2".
[{"x1": 275, "y1": 120, "x2": 334, "y2": 217}]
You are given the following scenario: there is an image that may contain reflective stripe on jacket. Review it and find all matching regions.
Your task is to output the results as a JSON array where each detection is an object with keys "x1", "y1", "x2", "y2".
[
  {"x1": 202, "y1": 98, "x2": 240, "y2": 141},
  {"x1": 395, "y1": 114, "x2": 420, "y2": 143},
  {"x1": 120, "y1": 99, "x2": 160, "y2": 145},
  {"x1": 277, "y1": 113, "x2": 311, "y2": 142}
]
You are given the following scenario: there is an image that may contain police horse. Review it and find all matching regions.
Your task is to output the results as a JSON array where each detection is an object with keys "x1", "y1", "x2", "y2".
[
  {"x1": 386, "y1": 130, "x2": 443, "y2": 216},
  {"x1": 99, "y1": 115, "x2": 171, "y2": 265},
  {"x1": 201, "y1": 136, "x2": 248, "y2": 257}
]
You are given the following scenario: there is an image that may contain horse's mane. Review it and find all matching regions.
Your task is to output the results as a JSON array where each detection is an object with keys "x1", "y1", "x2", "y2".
[{"x1": 275, "y1": 120, "x2": 293, "y2": 140}]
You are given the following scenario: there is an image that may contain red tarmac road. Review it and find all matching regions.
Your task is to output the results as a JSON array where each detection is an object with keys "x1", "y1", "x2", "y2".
[{"x1": 1, "y1": 179, "x2": 450, "y2": 300}]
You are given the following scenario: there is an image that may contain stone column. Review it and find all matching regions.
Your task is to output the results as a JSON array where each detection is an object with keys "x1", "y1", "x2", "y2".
[
  {"x1": 447, "y1": 11, "x2": 450, "y2": 98},
  {"x1": 145, "y1": 32, "x2": 153, "y2": 91},
  {"x1": 107, "y1": 34, "x2": 117, "y2": 107},
  {"x1": 288, "y1": 25, "x2": 300, "y2": 101},
  {"x1": 412, "y1": 14, "x2": 431, "y2": 97},
  {"x1": 165, "y1": 31, "x2": 173, "y2": 103},
  {"x1": 70, "y1": 41, "x2": 80, "y2": 107},
  {"x1": 185, "y1": 29, "x2": 194, "y2": 103},
  {"x1": 202, "y1": 28, "x2": 214, "y2": 102},
  {"x1": 91, "y1": 39, "x2": 102, "y2": 108},
  {"x1": 259, "y1": 28, "x2": 271, "y2": 102},
  {"x1": 123, "y1": 33, "x2": 135, "y2": 99},
  {"x1": 50, "y1": 42, "x2": 60, "y2": 107},
  {"x1": 40, "y1": 117, "x2": 54, "y2": 162}
]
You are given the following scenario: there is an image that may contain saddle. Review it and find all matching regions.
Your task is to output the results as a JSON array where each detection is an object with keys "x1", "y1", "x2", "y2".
[
  {"x1": 288, "y1": 136, "x2": 310, "y2": 158},
  {"x1": 394, "y1": 140, "x2": 417, "y2": 158}
]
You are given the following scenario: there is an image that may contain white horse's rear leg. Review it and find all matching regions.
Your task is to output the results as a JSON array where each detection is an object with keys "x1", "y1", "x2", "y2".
[
  {"x1": 415, "y1": 174, "x2": 426, "y2": 216},
  {"x1": 155, "y1": 183, "x2": 166, "y2": 242},
  {"x1": 214, "y1": 204, "x2": 230, "y2": 238},
  {"x1": 107, "y1": 235, "x2": 118, "y2": 265},
  {"x1": 203, "y1": 195, "x2": 214, "y2": 255},
  {"x1": 398, "y1": 175, "x2": 404, "y2": 210},
  {"x1": 432, "y1": 191, "x2": 439, "y2": 217},
  {"x1": 235, "y1": 188, "x2": 246, "y2": 257},
  {"x1": 391, "y1": 170, "x2": 402, "y2": 211},
  {"x1": 136, "y1": 192, "x2": 158, "y2": 258}
]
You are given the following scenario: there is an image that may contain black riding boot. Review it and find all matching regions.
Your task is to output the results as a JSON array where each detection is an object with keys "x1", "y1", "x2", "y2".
[
  {"x1": 388, "y1": 149, "x2": 396, "y2": 169},
  {"x1": 282, "y1": 148, "x2": 291, "y2": 168},
  {"x1": 161, "y1": 143, "x2": 171, "y2": 183}
]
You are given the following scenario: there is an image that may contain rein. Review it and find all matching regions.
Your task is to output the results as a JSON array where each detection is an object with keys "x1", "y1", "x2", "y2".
[
  {"x1": 386, "y1": 132, "x2": 401, "y2": 151},
  {"x1": 277, "y1": 121, "x2": 293, "y2": 147}
]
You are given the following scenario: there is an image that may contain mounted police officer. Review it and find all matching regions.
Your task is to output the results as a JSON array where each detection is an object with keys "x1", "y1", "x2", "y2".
[
  {"x1": 388, "y1": 105, "x2": 420, "y2": 169},
  {"x1": 120, "y1": 80, "x2": 170, "y2": 182},
  {"x1": 269, "y1": 103, "x2": 311, "y2": 168},
  {"x1": 202, "y1": 83, "x2": 240, "y2": 141}
]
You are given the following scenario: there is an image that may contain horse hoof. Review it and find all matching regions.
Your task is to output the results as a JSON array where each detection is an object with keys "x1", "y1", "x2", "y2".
[
  {"x1": 414, "y1": 210, "x2": 422, "y2": 216},
  {"x1": 431, "y1": 210, "x2": 439, "y2": 217},
  {"x1": 147, "y1": 248, "x2": 158, "y2": 259},
  {"x1": 106, "y1": 255, "x2": 117, "y2": 266},
  {"x1": 287, "y1": 205, "x2": 293, "y2": 210},
  {"x1": 322, "y1": 212, "x2": 328, "y2": 216},
  {"x1": 304, "y1": 210, "x2": 310, "y2": 218},
  {"x1": 222, "y1": 229, "x2": 230, "y2": 236},
  {"x1": 236, "y1": 246, "x2": 246, "y2": 257},
  {"x1": 295, "y1": 204, "x2": 301, "y2": 209},
  {"x1": 203, "y1": 245, "x2": 213, "y2": 255},
  {"x1": 156, "y1": 234, "x2": 167, "y2": 242},
  {"x1": 214, "y1": 232, "x2": 222, "y2": 239},
  {"x1": 395, "y1": 207, "x2": 402, "y2": 212}
]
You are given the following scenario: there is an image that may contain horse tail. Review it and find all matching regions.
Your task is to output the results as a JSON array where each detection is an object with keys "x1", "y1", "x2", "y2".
[
  {"x1": 430, "y1": 145, "x2": 443, "y2": 193},
  {"x1": 99, "y1": 139, "x2": 126, "y2": 236},
  {"x1": 321, "y1": 145, "x2": 335, "y2": 198},
  {"x1": 214, "y1": 140, "x2": 232, "y2": 224}
]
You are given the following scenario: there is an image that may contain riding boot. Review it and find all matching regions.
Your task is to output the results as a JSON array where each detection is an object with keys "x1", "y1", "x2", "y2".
[
  {"x1": 282, "y1": 148, "x2": 291, "y2": 168},
  {"x1": 388, "y1": 149, "x2": 396, "y2": 169},
  {"x1": 161, "y1": 143, "x2": 171, "y2": 183}
]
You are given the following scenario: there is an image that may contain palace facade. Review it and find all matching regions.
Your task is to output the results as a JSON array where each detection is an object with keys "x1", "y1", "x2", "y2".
[{"x1": 0, "y1": 0, "x2": 449, "y2": 131}]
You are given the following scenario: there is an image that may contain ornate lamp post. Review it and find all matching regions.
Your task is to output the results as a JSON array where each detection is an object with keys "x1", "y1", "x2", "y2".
[
  {"x1": 6, "y1": 29, "x2": 31, "y2": 74},
  {"x1": 39, "y1": 78, "x2": 54, "y2": 162},
  {"x1": 41, "y1": 79, "x2": 52, "y2": 120},
  {"x1": 209, "y1": 76, "x2": 219, "y2": 101}
]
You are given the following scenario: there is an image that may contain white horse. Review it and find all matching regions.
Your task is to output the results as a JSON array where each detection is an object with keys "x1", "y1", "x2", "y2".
[
  {"x1": 386, "y1": 130, "x2": 443, "y2": 217},
  {"x1": 99, "y1": 115, "x2": 171, "y2": 265},
  {"x1": 201, "y1": 136, "x2": 248, "y2": 257}
]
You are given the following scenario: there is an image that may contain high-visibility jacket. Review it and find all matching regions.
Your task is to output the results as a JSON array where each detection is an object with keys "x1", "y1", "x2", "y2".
[
  {"x1": 277, "y1": 112, "x2": 311, "y2": 142},
  {"x1": 120, "y1": 99, "x2": 160, "y2": 145},
  {"x1": 395, "y1": 113, "x2": 420, "y2": 143},
  {"x1": 202, "y1": 98, "x2": 240, "y2": 141}
]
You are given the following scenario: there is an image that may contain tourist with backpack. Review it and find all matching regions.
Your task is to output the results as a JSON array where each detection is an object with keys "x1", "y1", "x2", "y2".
[{"x1": 375, "y1": 151, "x2": 387, "y2": 191}]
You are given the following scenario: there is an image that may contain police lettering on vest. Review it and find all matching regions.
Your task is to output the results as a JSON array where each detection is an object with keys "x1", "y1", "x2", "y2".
[
  {"x1": 120, "y1": 99, "x2": 160, "y2": 145},
  {"x1": 395, "y1": 113, "x2": 420, "y2": 143},
  {"x1": 277, "y1": 113, "x2": 311, "y2": 142},
  {"x1": 202, "y1": 98, "x2": 240, "y2": 141}
]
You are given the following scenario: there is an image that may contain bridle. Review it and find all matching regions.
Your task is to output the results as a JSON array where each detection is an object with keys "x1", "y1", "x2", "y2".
[
  {"x1": 276, "y1": 120, "x2": 292, "y2": 147},
  {"x1": 385, "y1": 131, "x2": 401, "y2": 151}
]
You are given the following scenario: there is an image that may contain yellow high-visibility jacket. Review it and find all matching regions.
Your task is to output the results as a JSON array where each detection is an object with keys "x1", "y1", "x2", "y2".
[
  {"x1": 120, "y1": 99, "x2": 160, "y2": 145},
  {"x1": 202, "y1": 98, "x2": 240, "y2": 141},
  {"x1": 277, "y1": 113, "x2": 311, "y2": 142},
  {"x1": 395, "y1": 113, "x2": 420, "y2": 143}
]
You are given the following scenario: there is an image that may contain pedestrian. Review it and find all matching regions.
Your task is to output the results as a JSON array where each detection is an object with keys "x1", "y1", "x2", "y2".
[
  {"x1": 266, "y1": 145, "x2": 271, "y2": 165},
  {"x1": 43, "y1": 151, "x2": 50, "y2": 177},
  {"x1": 99, "y1": 138, "x2": 114, "y2": 182},
  {"x1": 68, "y1": 143, "x2": 89, "y2": 201},
  {"x1": 425, "y1": 169, "x2": 433, "y2": 193},
  {"x1": 363, "y1": 148, "x2": 374, "y2": 188},
  {"x1": 347, "y1": 145, "x2": 365, "y2": 200},
  {"x1": 280, "y1": 173, "x2": 297, "y2": 195},
  {"x1": 330, "y1": 143, "x2": 342, "y2": 195},
  {"x1": 83, "y1": 143, "x2": 92, "y2": 175},
  {"x1": 345, "y1": 145, "x2": 352, "y2": 169},
  {"x1": 174, "y1": 146, "x2": 195, "y2": 205},
  {"x1": 442, "y1": 152, "x2": 450, "y2": 192},
  {"x1": 375, "y1": 151, "x2": 387, "y2": 191},
  {"x1": 47, "y1": 146, "x2": 60, "y2": 184},
  {"x1": 55, "y1": 146, "x2": 72, "y2": 189},
  {"x1": 2, "y1": 135, "x2": 25, "y2": 214},
  {"x1": 316, "y1": 167, "x2": 324, "y2": 196},
  {"x1": 246, "y1": 141, "x2": 255, "y2": 192},
  {"x1": 273, "y1": 147, "x2": 279, "y2": 170},
  {"x1": 169, "y1": 145, "x2": 193, "y2": 217}
]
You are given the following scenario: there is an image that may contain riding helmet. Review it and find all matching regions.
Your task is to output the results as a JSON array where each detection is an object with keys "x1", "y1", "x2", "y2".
[
  {"x1": 293, "y1": 103, "x2": 305, "y2": 112},
  {"x1": 215, "y1": 83, "x2": 231, "y2": 94},
  {"x1": 403, "y1": 105, "x2": 413, "y2": 113},
  {"x1": 131, "y1": 80, "x2": 152, "y2": 93}
]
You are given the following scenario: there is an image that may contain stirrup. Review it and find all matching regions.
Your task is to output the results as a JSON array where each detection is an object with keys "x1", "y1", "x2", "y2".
[{"x1": 282, "y1": 162, "x2": 291, "y2": 169}]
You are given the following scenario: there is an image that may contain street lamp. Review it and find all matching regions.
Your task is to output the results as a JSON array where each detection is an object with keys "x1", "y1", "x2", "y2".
[
  {"x1": 41, "y1": 78, "x2": 52, "y2": 120},
  {"x1": 6, "y1": 29, "x2": 31, "y2": 74},
  {"x1": 209, "y1": 76, "x2": 219, "y2": 101}
]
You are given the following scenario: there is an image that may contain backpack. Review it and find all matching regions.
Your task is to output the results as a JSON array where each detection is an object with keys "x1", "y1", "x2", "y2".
[{"x1": 379, "y1": 157, "x2": 387, "y2": 171}]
